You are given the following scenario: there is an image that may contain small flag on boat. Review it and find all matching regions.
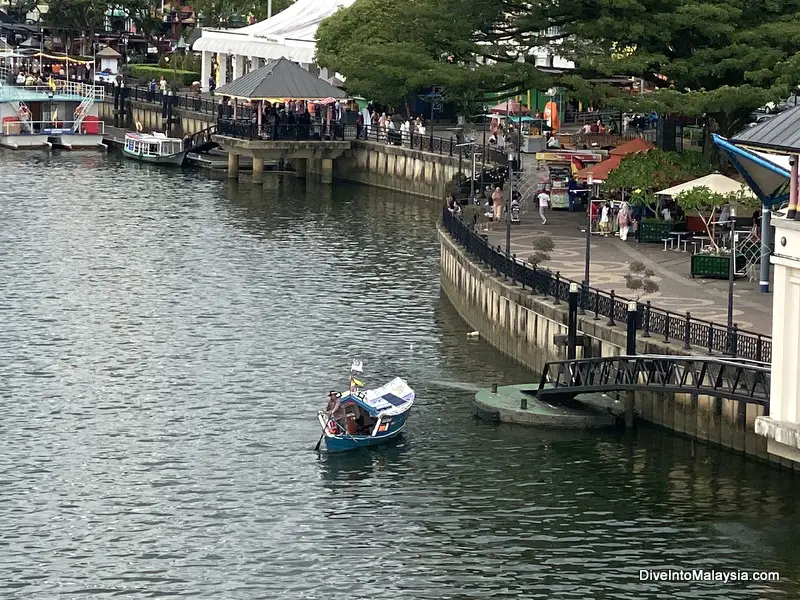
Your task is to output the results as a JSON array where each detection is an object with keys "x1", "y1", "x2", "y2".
[{"x1": 351, "y1": 377, "x2": 364, "y2": 387}]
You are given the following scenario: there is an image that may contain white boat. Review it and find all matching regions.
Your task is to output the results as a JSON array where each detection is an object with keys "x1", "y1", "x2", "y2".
[
  {"x1": 0, "y1": 68, "x2": 106, "y2": 150},
  {"x1": 122, "y1": 131, "x2": 187, "y2": 166}
]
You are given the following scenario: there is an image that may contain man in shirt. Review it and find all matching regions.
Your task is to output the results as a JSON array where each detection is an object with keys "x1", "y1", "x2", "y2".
[{"x1": 537, "y1": 190, "x2": 551, "y2": 225}]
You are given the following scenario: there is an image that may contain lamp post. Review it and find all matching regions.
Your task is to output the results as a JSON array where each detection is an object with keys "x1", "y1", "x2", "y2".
[
  {"x1": 584, "y1": 173, "x2": 593, "y2": 295},
  {"x1": 505, "y1": 98, "x2": 511, "y2": 256},
  {"x1": 480, "y1": 106, "x2": 487, "y2": 197},
  {"x1": 727, "y1": 204, "x2": 737, "y2": 353}
]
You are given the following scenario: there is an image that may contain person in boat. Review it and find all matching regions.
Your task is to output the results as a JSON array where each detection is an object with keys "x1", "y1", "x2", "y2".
[{"x1": 325, "y1": 391, "x2": 345, "y2": 426}]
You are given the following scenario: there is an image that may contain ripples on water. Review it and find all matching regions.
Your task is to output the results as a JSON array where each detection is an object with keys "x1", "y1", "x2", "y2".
[{"x1": 1, "y1": 152, "x2": 800, "y2": 599}]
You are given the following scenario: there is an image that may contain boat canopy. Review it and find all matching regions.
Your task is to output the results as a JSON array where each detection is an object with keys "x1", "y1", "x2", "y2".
[{"x1": 343, "y1": 377, "x2": 414, "y2": 417}]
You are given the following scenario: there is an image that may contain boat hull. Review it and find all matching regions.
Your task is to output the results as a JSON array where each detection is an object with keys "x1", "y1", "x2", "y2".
[
  {"x1": 322, "y1": 410, "x2": 410, "y2": 452},
  {"x1": 0, "y1": 134, "x2": 52, "y2": 149},
  {"x1": 122, "y1": 147, "x2": 187, "y2": 166},
  {"x1": 49, "y1": 134, "x2": 106, "y2": 150}
]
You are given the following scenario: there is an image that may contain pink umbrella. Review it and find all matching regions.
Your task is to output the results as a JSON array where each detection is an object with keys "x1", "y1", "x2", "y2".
[{"x1": 489, "y1": 100, "x2": 530, "y2": 115}]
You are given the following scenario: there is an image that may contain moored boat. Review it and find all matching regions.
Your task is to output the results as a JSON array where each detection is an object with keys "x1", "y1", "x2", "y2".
[
  {"x1": 317, "y1": 360, "x2": 414, "y2": 452},
  {"x1": 122, "y1": 131, "x2": 187, "y2": 166}
]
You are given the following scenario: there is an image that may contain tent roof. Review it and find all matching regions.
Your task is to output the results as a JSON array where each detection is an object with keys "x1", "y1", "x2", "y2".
[
  {"x1": 713, "y1": 134, "x2": 789, "y2": 206},
  {"x1": 731, "y1": 106, "x2": 800, "y2": 153},
  {"x1": 609, "y1": 137, "x2": 654, "y2": 155},
  {"x1": 654, "y1": 172, "x2": 755, "y2": 198},
  {"x1": 192, "y1": 0, "x2": 355, "y2": 63},
  {"x1": 214, "y1": 57, "x2": 347, "y2": 101},
  {"x1": 489, "y1": 99, "x2": 529, "y2": 115},
  {"x1": 574, "y1": 155, "x2": 622, "y2": 181},
  {"x1": 96, "y1": 46, "x2": 122, "y2": 58}
]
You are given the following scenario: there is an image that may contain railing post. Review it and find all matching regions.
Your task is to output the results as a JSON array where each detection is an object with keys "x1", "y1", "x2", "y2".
[
  {"x1": 756, "y1": 335, "x2": 763, "y2": 363},
  {"x1": 593, "y1": 289, "x2": 600, "y2": 320},
  {"x1": 730, "y1": 324, "x2": 739, "y2": 357},
  {"x1": 683, "y1": 312, "x2": 692, "y2": 351},
  {"x1": 642, "y1": 301, "x2": 651, "y2": 337},
  {"x1": 511, "y1": 254, "x2": 517, "y2": 285},
  {"x1": 449, "y1": 138, "x2": 454, "y2": 156},
  {"x1": 663, "y1": 311, "x2": 670, "y2": 343},
  {"x1": 568, "y1": 282, "x2": 579, "y2": 360},
  {"x1": 607, "y1": 290, "x2": 616, "y2": 326},
  {"x1": 707, "y1": 323, "x2": 714, "y2": 354},
  {"x1": 553, "y1": 272, "x2": 561, "y2": 305}
]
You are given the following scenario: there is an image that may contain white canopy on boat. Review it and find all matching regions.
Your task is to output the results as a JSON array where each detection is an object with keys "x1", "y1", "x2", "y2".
[{"x1": 362, "y1": 377, "x2": 415, "y2": 417}]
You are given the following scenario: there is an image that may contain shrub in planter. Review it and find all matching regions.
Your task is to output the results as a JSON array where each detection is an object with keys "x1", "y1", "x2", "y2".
[{"x1": 129, "y1": 65, "x2": 200, "y2": 86}]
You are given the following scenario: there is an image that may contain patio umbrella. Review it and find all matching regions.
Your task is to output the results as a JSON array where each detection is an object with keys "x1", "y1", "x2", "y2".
[{"x1": 489, "y1": 99, "x2": 530, "y2": 115}]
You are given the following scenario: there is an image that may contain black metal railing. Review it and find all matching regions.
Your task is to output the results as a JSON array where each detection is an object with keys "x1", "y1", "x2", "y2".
[
  {"x1": 215, "y1": 119, "x2": 351, "y2": 141},
  {"x1": 441, "y1": 207, "x2": 772, "y2": 363},
  {"x1": 537, "y1": 356, "x2": 771, "y2": 407}
]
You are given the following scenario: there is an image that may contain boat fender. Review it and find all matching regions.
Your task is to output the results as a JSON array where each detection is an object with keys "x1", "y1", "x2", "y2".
[
  {"x1": 17, "y1": 105, "x2": 30, "y2": 118},
  {"x1": 327, "y1": 419, "x2": 339, "y2": 435},
  {"x1": 135, "y1": 120, "x2": 143, "y2": 132}
]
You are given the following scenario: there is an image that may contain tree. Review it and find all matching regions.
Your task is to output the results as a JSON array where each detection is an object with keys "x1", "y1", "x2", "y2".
[
  {"x1": 315, "y1": 0, "x2": 549, "y2": 111},
  {"x1": 624, "y1": 261, "x2": 659, "y2": 300},
  {"x1": 4, "y1": 0, "x2": 38, "y2": 22},
  {"x1": 603, "y1": 150, "x2": 713, "y2": 217},
  {"x1": 194, "y1": 0, "x2": 294, "y2": 27},
  {"x1": 527, "y1": 236, "x2": 554, "y2": 268},
  {"x1": 674, "y1": 185, "x2": 759, "y2": 252},
  {"x1": 45, "y1": 0, "x2": 107, "y2": 55}
]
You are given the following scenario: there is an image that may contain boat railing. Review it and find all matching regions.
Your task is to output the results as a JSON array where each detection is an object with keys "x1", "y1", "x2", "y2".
[
  {"x1": 0, "y1": 73, "x2": 104, "y2": 102},
  {"x1": 2, "y1": 120, "x2": 105, "y2": 135}
]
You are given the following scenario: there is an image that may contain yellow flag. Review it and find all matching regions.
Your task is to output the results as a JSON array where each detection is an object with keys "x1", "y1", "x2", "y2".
[{"x1": 351, "y1": 377, "x2": 364, "y2": 387}]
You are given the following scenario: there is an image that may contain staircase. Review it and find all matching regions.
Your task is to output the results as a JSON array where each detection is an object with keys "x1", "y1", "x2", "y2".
[
  {"x1": 8, "y1": 100, "x2": 33, "y2": 133},
  {"x1": 72, "y1": 96, "x2": 94, "y2": 132}
]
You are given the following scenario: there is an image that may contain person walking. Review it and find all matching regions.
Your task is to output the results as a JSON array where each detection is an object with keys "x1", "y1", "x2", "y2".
[
  {"x1": 599, "y1": 201, "x2": 611, "y2": 236},
  {"x1": 537, "y1": 189, "x2": 550, "y2": 225},
  {"x1": 618, "y1": 201, "x2": 632, "y2": 241}
]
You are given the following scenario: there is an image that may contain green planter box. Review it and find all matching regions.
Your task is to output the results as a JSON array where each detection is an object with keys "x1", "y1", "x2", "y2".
[
  {"x1": 690, "y1": 253, "x2": 746, "y2": 279},
  {"x1": 637, "y1": 220, "x2": 686, "y2": 243}
]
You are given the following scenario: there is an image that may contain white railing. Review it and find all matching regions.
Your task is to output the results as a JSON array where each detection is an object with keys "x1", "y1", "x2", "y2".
[
  {"x1": 0, "y1": 65, "x2": 105, "y2": 101},
  {"x1": 2, "y1": 120, "x2": 105, "y2": 135}
]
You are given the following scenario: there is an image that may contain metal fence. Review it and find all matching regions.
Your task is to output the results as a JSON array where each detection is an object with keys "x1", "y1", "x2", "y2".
[{"x1": 441, "y1": 208, "x2": 772, "y2": 364}]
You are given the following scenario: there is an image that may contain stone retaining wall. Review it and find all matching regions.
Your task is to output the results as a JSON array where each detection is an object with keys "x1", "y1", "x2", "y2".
[{"x1": 439, "y1": 225, "x2": 777, "y2": 464}]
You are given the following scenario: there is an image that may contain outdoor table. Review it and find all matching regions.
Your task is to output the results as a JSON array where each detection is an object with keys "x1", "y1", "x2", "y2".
[
  {"x1": 670, "y1": 231, "x2": 685, "y2": 250},
  {"x1": 693, "y1": 235, "x2": 712, "y2": 252}
]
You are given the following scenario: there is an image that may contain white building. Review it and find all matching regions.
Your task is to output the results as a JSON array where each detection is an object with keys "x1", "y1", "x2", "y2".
[{"x1": 192, "y1": 0, "x2": 355, "y2": 92}]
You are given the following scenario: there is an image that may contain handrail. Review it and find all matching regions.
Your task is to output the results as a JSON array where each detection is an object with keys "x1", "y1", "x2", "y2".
[
  {"x1": 537, "y1": 356, "x2": 771, "y2": 407},
  {"x1": 440, "y1": 207, "x2": 772, "y2": 363}
]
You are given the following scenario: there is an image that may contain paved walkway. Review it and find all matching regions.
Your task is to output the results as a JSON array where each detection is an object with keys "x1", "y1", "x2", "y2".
[{"x1": 481, "y1": 209, "x2": 773, "y2": 335}]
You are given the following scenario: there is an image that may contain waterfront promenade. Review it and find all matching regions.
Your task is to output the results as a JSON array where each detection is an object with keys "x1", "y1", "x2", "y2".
[{"x1": 480, "y1": 210, "x2": 773, "y2": 333}]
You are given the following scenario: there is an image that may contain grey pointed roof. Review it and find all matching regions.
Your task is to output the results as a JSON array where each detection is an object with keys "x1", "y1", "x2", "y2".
[
  {"x1": 732, "y1": 106, "x2": 800, "y2": 153},
  {"x1": 214, "y1": 57, "x2": 348, "y2": 101},
  {"x1": 96, "y1": 46, "x2": 122, "y2": 58}
]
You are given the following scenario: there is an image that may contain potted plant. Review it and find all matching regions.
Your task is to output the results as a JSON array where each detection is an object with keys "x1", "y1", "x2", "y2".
[{"x1": 675, "y1": 186, "x2": 757, "y2": 278}]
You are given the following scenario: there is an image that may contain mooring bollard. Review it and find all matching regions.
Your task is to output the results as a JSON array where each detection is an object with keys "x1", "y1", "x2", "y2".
[{"x1": 491, "y1": 382, "x2": 498, "y2": 393}]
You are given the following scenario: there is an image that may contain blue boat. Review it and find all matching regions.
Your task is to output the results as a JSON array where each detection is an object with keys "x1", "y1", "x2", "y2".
[{"x1": 317, "y1": 360, "x2": 414, "y2": 452}]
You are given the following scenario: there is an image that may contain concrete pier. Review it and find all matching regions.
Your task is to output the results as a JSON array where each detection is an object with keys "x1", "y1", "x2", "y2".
[
  {"x1": 227, "y1": 153, "x2": 239, "y2": 179},
  {"x1": 252, "y1": 157, "x2": 264, "y2": 183}
]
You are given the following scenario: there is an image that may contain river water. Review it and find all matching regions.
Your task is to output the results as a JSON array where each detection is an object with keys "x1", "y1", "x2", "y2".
[{"x1": 1, "y1": 152, "x2": 800, "y2": 599}]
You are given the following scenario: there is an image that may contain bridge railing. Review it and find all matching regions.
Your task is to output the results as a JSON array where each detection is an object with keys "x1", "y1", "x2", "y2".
[{"x1": 441, "y1": 207, "x2": 772, "y2": 363}]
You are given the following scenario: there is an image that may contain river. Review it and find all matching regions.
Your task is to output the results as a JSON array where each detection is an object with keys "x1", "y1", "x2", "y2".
[{"x1": 1, "y1": 151, "x2": 799, "y2": 599}]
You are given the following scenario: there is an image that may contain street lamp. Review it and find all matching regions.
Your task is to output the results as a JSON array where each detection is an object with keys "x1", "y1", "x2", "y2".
[
  {"x1": 727, "y1": 203, "x2": 737, "y2": 353},
  {"x1": 584, "y1": 173, "x2": 594, "y2": 295}
]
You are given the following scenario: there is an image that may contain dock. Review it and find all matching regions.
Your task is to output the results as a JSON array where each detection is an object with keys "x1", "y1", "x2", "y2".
[{"x1": 474, "y1": 383, "x2": 619, "y2": 428}]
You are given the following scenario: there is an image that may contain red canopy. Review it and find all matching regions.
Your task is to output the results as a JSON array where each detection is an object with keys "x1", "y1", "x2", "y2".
[
  {"x1": 575, "y1": 138, "x2": 655, "y2": 181},
  {"x1": 489, "y1": 100, "x2": 530, "y2": 115}
]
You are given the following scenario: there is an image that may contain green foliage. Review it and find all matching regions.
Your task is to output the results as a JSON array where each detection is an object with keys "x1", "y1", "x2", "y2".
[
  {"x1": 157, "y1": 56, "x2": 169, "y2": 69},
  {"x1": 195, "y1": 0, "x2": 294, "y2": 27},
  {"x1": 675, "y1": 185, "x2": 759, "y2": 250},
  {"x1": 129, "y1": 65, "x2": 200, "y2": 85},
  {"x1": 624, "y1": 261, "x2": 659, "y2": 300},
  {"x1": 527, "y1": 236, "x2": 555, "y2": 268},
  {"x1": 603, "y1": 150, "x2": 714, "y2": 212},
  {"x1": 181, "y1": 52, "x2": 197, "y2": 72}
]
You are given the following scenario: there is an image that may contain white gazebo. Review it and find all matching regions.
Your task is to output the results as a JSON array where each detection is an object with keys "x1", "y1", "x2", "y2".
[{"x1": 192, "y1": 0, "x2": 355, "y2": 92}]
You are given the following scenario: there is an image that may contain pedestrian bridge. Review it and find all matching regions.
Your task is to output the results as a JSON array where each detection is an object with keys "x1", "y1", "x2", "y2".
[{"x1": 537, "y1": 355, "x2": 771, "y2": 407}]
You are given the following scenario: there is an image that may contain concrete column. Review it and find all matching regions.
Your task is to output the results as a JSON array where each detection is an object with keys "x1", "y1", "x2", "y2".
[
  {"x1": 252, "y1": 157, "x2": 264, "y2": 183},
  {"x1": 320, "y1": 158, "x2": 333, "y2": 184},
  {"x1": 201, "y1": 51, "x2": 212, "y2": 92},
  {"x1": 789, "y1": 157, "x2": 798, "y2": 219},
  {"x1": 218, "y1": 53, "x2": 229, "y2": 86},
  {"x1": 760, "y1": 206, "x2": 772, "y2": 293},
  {"x1": 293, "y1": 158, "x2": 307, "y2": 178},
  {"x1": 233, "y1": 55, "x2": 245, "y2": 81},
  {"x1": 227, "y1": 152, "x2": 240, "y2": 179},
  {"x1": 755, "y1": 218, "x2": 800, "y2": 463}
]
